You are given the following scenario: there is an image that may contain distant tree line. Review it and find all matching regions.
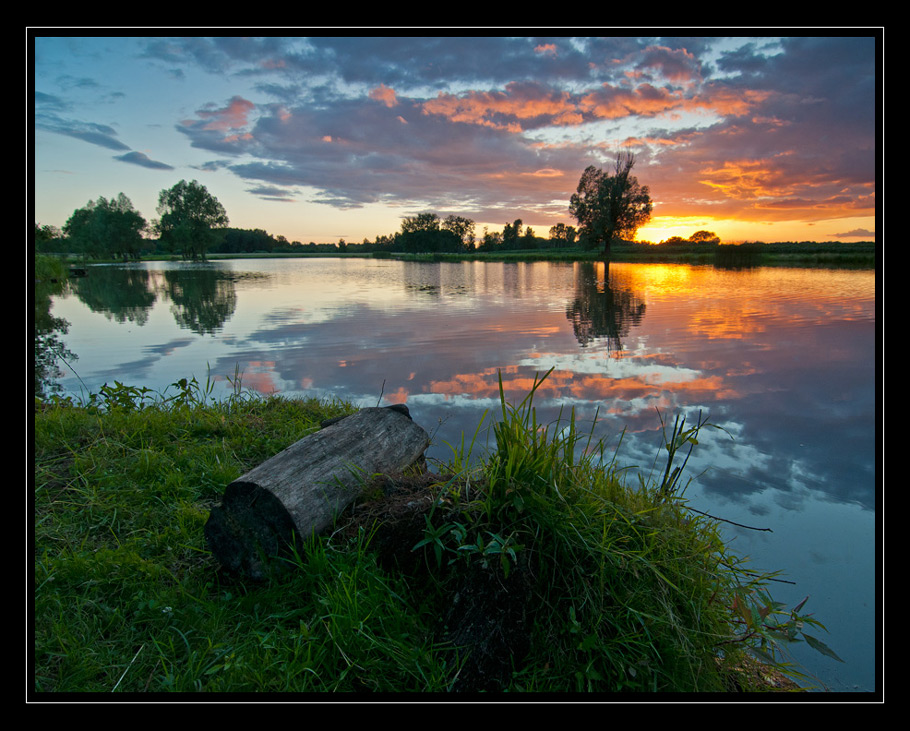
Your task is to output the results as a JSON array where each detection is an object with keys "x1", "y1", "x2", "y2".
[
  {"x1": 33, "y1": 161, "x2": 654, "y2": 261},
  {"x1": 32, "y1": 165, "x2": 873, "y2": 264},
  {"x1": 657, "y1": 230, "x2": 721, "y2": 246},
  {"x1": 34, "y1": 180, "x2": 232, "y2": 262},
  {"x1": 32, "y1": 171, "x2": 709, "y2": 264}
]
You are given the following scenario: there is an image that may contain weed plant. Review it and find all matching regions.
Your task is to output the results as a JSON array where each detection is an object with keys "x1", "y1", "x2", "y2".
[{"x1": 33, "y1": 371, "x2": 836, "y2": 695}]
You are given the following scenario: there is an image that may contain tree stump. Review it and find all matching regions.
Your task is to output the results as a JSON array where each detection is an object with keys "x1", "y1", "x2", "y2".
[{"x1": 204, "y1": 405, "x2": 430, "y2": 579}]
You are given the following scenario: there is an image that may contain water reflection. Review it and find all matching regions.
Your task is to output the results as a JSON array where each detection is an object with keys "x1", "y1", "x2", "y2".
[
  {"x1": 69, "y1": 265, "x2": 156, "y2": 326},
  {"x1": 34, "y1": 277, "x2": 75, "y2": 397},
  {"x1": 43, "y1": 259, "x2": 875, "y2": 518},
  {"x1": 42, "y1": 260, "x2": 875, "y2": 509},
  {"x1": 61, "y1": 262, "x2": 249, "y2": 334},
  {"x1": 566, "y1": 261, "x2": 646, "y2": 352},
  {"x1": 161, "y1": 267, "x2": 237, "y2": 335},
  {"x1": 39, "y1": 257, "x2": 878, "y2": 691}
]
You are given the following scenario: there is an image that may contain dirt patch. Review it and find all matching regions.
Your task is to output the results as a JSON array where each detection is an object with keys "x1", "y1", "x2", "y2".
[
  {"x1": 340, "y1": 472, "x2": 535, "y2": 692},
  {"x1": 719, "y1": 655, "x2": 806, "y2": 692},
  {"x1": 340, "y1": 471, "x2": 443, "y2": 576},
  {"x1": 440, "y1": 552, "x2": 534, "y2": 691}
]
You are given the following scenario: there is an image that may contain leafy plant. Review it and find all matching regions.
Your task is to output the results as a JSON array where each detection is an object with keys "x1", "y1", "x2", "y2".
[
  {"x1": 722, "y1": 574, "x2": 844, "y2": 668},
  {"x1": 651, "y1": 408, "x2": 731, "y2": 498}
]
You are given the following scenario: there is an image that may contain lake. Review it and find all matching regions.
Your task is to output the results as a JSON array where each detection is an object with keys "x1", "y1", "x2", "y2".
[{"x1": 41, "y1": 257, "x2": 878, "y2": 693}]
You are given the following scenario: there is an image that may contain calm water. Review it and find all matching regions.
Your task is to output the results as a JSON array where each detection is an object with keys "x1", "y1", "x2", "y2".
[{"x1": 43, "y1": 258, "x2": 878, "y2": 693}]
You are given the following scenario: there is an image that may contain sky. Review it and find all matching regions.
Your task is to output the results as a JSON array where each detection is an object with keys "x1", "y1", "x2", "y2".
[{"x1": 32, "y1": 33, "x2": 879, "y2": 245}]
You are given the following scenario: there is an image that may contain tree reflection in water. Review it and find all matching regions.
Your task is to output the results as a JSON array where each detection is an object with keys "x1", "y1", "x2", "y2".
[{"x1": 565, "y1": 261, "x2": 646, "y2": 353}]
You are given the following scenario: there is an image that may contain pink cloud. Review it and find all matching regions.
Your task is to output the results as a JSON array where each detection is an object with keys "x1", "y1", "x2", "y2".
[
  {"x1": 196, "y1": 96, "x2": 256, "y2": 132},
  {"x1": 369, "y1": 83, "x2": 398, "y2": 108},
  {"x1": 534, "y1": 43, "x2": 558, "y2": 57}
]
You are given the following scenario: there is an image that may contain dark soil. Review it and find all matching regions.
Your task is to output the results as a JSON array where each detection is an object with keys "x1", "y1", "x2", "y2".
[{"x1": 340, "y1": 471, "x2": 535, "y2": 692}]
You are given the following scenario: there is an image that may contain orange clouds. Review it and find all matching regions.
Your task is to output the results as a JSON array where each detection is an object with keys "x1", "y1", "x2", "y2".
[
  {"x1": 421, "y1": 83, "x2": 583, "y2": 130},
  {"x1": 426, "y1": 366, "x2": 738, "y2": 411},
  {"x1": 697, "y1": 159, "x2": 787, "y2": 200},
  {"x1": 534, "y1": 43, "x2": 558, "y2": 57},
  {"x1": 418, "y1": 79, "x2": 775, "y2": 133},
  {"x1": 579, "y1": 83, "x2": 773, "y2": 122},
  {"x1": 151, "y1": 38, "x2": 873, "y2": 242},
  {"x1": 196, "y1": 96, "x2": 256, "y2": 132},
  {"x1": 579, "y1": 83, "x2": 686, "y2": 120},
  {"x1": 369, "y1": 83, "x2": 398, "y2": 108}
]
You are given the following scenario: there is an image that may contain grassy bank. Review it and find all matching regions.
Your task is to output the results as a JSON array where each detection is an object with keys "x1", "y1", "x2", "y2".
[
  {"x1": 65, "y1": 240, "x2": 876, "y2": 268},
  {"x1": 388, "y1": 240, "x2": 876, "y2": 268},
  {"x1": 33, "y1": 375, "x2": 836, "y2": 695}
]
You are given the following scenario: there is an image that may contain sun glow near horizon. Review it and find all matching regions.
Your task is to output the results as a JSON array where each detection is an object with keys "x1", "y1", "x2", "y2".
[{"x1": 634, "y1": 214, "x2": 876, "y2": 245}]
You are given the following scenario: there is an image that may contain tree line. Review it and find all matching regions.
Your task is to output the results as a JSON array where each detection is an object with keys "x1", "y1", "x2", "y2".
[
  {"x1": 36, "y1": 180, "x2": 230, "y2": 262},
  {"x1": 37, "y1": 155, "x2": 737, "y2": 261}
]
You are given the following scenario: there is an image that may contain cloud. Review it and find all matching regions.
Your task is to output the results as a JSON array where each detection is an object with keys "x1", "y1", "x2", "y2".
[
  {"x1": 368, "y1": 84, "x2": 398, "y2": 108},
  {"x1": 633, "y1": 45, "x2": 702, "y2": 83},
  {"x1": 422, "y1": 81, "x2": 583, "y2": 130},
  {"x1": 36, "y1": 112, "x2": 130, "y2": 151},
  {"x1": 34, "y1": 91, "x2": 68, "y2": 112},
  {"x1": 210, "y1": 92, "x2": 591, "y2": 218},
  {"x1": 219, "y1": 38, "x2": 875, "y2": 225},
  {"x1": 833, "y1": 228, "x2": 875, "y2": 239},
  {"x1": 37, "y1": 35, "x2": 878, "y2": 232},
  {"x1": 194, "y1": 96, "x2": 256, "y2": 133},
  {"x1": 114, "y1": 151, "x2": 174, "y2": 170},
  {"x1": 246, "y1": 184, "x2": 297, "y2": 202}
]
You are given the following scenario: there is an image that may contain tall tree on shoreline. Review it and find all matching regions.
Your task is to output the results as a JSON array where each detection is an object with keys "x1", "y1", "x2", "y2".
[
  {"x1": 569, "y1": 152, "x2": 652, "y2": 258},
  {"x1": 155, "y1": 180, "x2": 229, "y2": 261}
]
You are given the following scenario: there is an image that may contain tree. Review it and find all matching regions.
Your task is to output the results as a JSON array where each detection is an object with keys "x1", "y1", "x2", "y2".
[
  {"x1": 63, "y1": 194, "x2": 147, "y2": 260},
  {"x1": 214, "y1": 227, "x2": 276, "y2": 254},
  {"x1": 477, "y1": 227, "x2": 502, "y2": 251},
  {"x1": 155, "y1": 180, "x2": 229, "y2": 261},
  {"x1": 400, "y1": 212, "x2": 441, "y2": 235},
  {"x1": 501, "y1": 219, "x2": 523, "y2": 249},
  {"x1": 442, "y1": 214, "x2": 476, "y2": 249},
  {"x1": 688, "y1": 230, "x2": 721, "y2": 245},
  {"x1": 549, "y1": 223, "x2": 577, "y2": 248},
  {"x1": 569, "y1": 152, "x2": 652, "y2": 257},
  {"x1": 397, "y1": 211, "x2": 466, "y2": 253},
  {"x1": 104, "y1": 193, "x2": 148, "y2": 260},
  {"x1": 34, "y1": 223, "x2": 61, "y2": 248}
]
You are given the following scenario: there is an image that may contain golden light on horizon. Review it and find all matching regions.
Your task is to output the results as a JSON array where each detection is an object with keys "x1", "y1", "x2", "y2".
[
  {"x1": 635, "y1": 214, "x2": 876, "y2": 245},
  {"x1": 635, "y1": 216, "x2": 725, "y2": 244}
]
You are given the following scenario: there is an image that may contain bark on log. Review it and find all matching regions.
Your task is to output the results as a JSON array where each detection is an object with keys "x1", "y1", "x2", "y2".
[{"x1": 204, "y1": 405, "x2": 430, "y2": 579}]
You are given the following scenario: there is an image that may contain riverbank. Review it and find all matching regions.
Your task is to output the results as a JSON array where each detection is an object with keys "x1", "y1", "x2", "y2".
[
  {"x1": 128, "y1": 239, "x2": 877, "y2": 269},
  {"x1": 381, "y1": 240, "x2": 877, "y2": 268},
  {"x1": 34, "y1": 374, "x2": 835, "y2": 695}
]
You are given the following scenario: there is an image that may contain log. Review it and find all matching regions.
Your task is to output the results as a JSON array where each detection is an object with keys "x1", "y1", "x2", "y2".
[{"x1": 204, "y1": 405, "x2": 430, "y2": 579}]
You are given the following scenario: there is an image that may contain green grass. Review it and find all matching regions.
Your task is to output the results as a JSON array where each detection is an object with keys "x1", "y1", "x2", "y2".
[
  {"x1": 43, "y1": 239, "x2": 875, "y2": 268},
  {"x1": 33, "y1": 373, "x2": 836, "y2": 694},
  {"x1": 389, "y1": 240, "x2": 875, "y2": 268}
]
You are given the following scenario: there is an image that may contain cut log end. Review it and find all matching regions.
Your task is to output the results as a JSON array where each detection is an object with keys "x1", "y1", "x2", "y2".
[
  {"x1": 204, "y1": 405, "x2": 430, "y2": 579},
  {"x1": 204, "y1": 481, "x2": 301, "y2": 579}
]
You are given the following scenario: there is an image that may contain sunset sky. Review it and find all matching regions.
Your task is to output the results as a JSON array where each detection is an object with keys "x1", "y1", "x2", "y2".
[{"x1": 33, "y1": 33, "x2": 879, "y2": 245}]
